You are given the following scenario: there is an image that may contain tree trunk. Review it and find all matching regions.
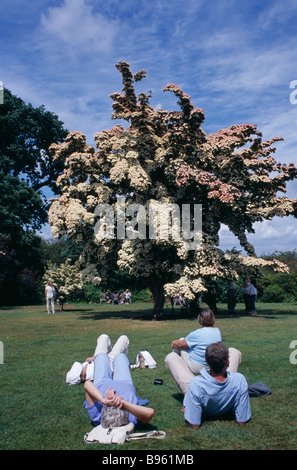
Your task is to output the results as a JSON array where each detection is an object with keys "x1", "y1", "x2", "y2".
[{"x1": 148, "y1": 275, "x2": 165, "y2": 320}]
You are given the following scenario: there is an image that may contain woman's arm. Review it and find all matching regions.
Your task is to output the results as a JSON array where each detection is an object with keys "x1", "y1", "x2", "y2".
[
  {"x1": 84, "y1": 381, "x2": 122, "y2": 407},
  {"x1": 120, "y1": 399, "x2": 154, "y2": 424},
  {"x1": 84, "y1": 382, "x2": 154, "y2": 424},
  {"x1": 171, "y1": 338, "x2": 188, "y2": 349},
  {"x1": 104, "y1": 388, "x2": 154, "y2": 424}
]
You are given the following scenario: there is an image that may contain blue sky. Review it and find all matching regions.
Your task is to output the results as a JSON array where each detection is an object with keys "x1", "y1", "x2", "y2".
[{"x1": 1, "y1": 0, "x2": 297, "y2": 256}]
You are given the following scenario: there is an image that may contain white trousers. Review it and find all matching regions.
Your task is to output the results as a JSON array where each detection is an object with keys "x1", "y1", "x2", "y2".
[
  {"x1": 46, "y1": 297, "x2": 55, "y2": 314},
  {"x1": 165, "y1": 347, "x2": 242, "y2": 395}
]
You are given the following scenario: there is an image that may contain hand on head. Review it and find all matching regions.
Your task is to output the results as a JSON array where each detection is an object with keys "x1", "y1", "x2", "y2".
[{"x1": 104, "y1": 387, "x2": 123, "y2": 408}]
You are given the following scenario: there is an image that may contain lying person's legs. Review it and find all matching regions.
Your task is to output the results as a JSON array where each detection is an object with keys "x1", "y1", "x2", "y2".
[
  {"x1": 94, "y1": 334, "x2": 112, "y2": 356},
  {"x1": 93, "y1": 334, "x2": 129, "y2": 371},
  {"x1": 108, "y1": 335, "x2": 129, "y2": 371},
  {"x1": 112, "y1": 353, "x2": 133, "y2": 384},
  {"x1": 93, "y1": 353, "x2": 112, "y2": 386}
]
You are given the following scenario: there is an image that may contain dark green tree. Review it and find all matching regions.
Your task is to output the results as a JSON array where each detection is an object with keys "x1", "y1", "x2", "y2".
[
  {"x1": 0, "y1": 88, "x2": 68, "y2": 305},
  {"x1": 0, "y1": 173, "x2": 46, "y2": 242},
  {"x1": 0, "y1": 88, "x2": 68, "y2": 193},
  {"x1": 40, "y1": 236, "x2": 83, "y2": 265}
]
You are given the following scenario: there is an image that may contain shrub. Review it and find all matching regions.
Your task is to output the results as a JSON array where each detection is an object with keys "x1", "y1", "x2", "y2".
[
  {"x1": 82, "y1": 284, "x2": 102, "y2": 303},
  {"x1": 261, "y1": 284, "x2": 287, "y2": 303}
]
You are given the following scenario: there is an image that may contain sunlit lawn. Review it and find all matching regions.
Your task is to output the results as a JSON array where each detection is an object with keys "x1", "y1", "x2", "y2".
[{"x1": 0, "y1": 301, "x2": 296, "y2": 450}]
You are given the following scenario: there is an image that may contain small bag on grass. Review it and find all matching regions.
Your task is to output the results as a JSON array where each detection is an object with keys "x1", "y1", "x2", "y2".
[{"x1": 248, "y1": 382, "x2": 271, "y2": 397}]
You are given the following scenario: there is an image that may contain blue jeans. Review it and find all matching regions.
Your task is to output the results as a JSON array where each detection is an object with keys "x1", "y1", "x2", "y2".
[
  {"x1": 249, "y1": 295, "x2": 257, "y2": 311},
  {"x1": 93, "y1": 352, "x2": 133, "y2": 386}
]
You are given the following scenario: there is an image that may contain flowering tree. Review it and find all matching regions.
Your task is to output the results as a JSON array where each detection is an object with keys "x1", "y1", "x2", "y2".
[
  {"x1": 48, "y1": 61, "x2": 297, "y2": 319},
  {"x1": 43, "y1": 259, "x2": 83, "y2": 310}
]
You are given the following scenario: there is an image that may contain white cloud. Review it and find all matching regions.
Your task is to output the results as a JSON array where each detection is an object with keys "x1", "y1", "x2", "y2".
[
  {"x1": 40, "y1": 0, "x2": 118, "y2": 53},
  {"x1": 219, "y1": 217, "x2": 297, "y2": 256}
]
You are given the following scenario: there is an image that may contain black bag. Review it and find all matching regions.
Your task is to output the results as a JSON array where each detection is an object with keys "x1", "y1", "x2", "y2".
[{"x1": 248, "y1": 382, "x2": 271, "y2": 397}]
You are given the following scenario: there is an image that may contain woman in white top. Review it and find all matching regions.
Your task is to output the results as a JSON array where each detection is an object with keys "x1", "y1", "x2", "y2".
[{"x1": 45, "y1": 281, "x2": 55, "y2": 314}]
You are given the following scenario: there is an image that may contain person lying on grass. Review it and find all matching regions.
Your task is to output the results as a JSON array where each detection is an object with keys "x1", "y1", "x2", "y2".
[
  {"x1": 66, "y1": 334, "x2": 129, "y2": 385},
  {"x1": 183, "y1": 341, "x2": 251, "y2": 428},
  {"x1": 83, "y1": 351, "x2": 154, "y2": 427}
]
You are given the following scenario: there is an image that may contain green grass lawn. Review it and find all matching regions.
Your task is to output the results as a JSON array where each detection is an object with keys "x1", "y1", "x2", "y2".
[{"x1": 0, "y1": 301, "x2": 296, "y2": 451}]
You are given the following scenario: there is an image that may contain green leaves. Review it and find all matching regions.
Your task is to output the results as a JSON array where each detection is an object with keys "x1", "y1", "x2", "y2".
[
  {"x1": 0, "y1": 173, "x2": 46, "y2": 240},
  {"x1": 0, "y1": 88, "x2": 68, "y2": 192}
]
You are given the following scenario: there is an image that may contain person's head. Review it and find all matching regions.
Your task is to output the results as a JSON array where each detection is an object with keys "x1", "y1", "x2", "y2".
[
  {"x1": 205, "y1": 341, "x2": 229, "y2": 374},
  {"x1": 66, "y1": 361, "x2": 83, "y2": 385},
  {"x1": 101, "y1": 406, "x2": 129, "y2": 429},
  {"x1": 243, "y1": 276, "x2": 250, "y2": 286},
  {"x1": 80, "y1": 366, "x2": 87, "y2": 383},
  {"x1": 198, "y1": 308, "x2": 215, "y2": 327}
]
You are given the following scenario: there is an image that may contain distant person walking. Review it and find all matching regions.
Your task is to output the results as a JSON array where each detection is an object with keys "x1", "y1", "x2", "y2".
[
  {"x1": 227, "y1": 280, "x2": 236, "y2": 314},
  {"x1": 248, "y1": 280, "x2": 257, "y2": 315},
  {"x1": 241, "y1": 276, "x2": 252, "y2": 313},
  {"x1": 45, "y1": 281, "x2": 55, "y2": 314}
]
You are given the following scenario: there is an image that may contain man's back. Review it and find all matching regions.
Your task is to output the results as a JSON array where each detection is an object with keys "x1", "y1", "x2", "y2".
[{"x1": 184, "y1": 368, "x2": 251, "y2": 426}]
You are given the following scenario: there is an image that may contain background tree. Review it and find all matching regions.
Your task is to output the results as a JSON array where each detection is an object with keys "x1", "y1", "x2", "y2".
[
  {"x1": 49, "y1": 61, "x2": 297, "y2": 318},
  {"x1": 0, "y1": 89, "x2": 68, "y2": 305},
  {"x1": 0, "y1": 173, "x2": 47, "y2": 242},
  {"x1": 43, "y1": 259, "x2": 83, "y2": 310},
  {"x1": 0, "y1": 234, "x2": 46, "y2": 305},
  {"x1": 40, "y1": 236, "x2": 83, "y2": 265},
  {"x1": 0, "y1": 88, "x2": 68, "y2": 193}
]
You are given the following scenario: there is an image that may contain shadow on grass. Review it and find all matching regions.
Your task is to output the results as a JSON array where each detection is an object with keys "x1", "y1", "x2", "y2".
[
  {"x1": 77, "y1": 305, "x2": 203, "y2": 322},
  {"x1": 77, "y1": 307, "x2": 168, "y2": 321},
  {"x1": 61, "y1": 300, "x2": 297, "y2": 322},
  {"x1": 77, "y1": 306, "x2": 296, "y2": 322},
  {"x1": 216, "y1": 304, "x2": 297, "y2": 320},
  {"x1": 0, "y1": 305, "x2": 26, "y2": 311},
  {"x1": 1, "y1": 302, "x2": 296, "y2": 321}
]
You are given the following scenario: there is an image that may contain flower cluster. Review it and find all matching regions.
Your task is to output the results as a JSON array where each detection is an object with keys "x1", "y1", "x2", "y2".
[{"x1": 43, "y1": 259, "x2": 83, "y2": 307}]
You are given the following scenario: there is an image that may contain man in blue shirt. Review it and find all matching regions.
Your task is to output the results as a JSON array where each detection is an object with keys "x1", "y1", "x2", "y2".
[{"x1": 184, "y1": 341, "x2": 251, "y2": 428}]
